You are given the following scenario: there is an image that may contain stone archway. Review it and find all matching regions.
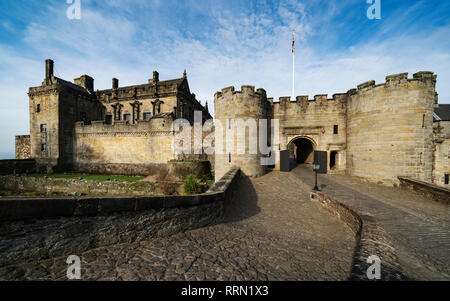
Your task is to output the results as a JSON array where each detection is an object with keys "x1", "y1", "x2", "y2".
[{"x1": 287, "y1": 137, "x2": 316, "y2": 164}]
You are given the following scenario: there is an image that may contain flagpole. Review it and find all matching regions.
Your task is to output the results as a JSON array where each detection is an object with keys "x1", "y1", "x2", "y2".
[{"x1": 292, "y1": 31, "x2": 295, "y2": 101}]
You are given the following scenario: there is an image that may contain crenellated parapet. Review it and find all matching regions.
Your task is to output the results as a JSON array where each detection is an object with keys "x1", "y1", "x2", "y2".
[
  {"x1": 272, "y1": 93, "x2": 348, "y2": 115},
  {"x1": 353, "y1": 71, "x2": 437, "y2": 93},
  {"x1": 214, "y1": 85, "x2": 267, "y2": 100},
  {"x1": 214, "y1": 85, "x2": 270, "y2": 120},
  {"x1": 272, "y1": 93, "x2": 349, "y2": 105}
]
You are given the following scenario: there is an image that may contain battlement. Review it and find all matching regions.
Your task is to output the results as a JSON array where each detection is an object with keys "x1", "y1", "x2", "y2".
[
  {"x1": 354, "y1": 71, "x2": 437, "y2": 93},
  {"x1": 214, "y1": 85, "x2": 267, "y2": 100},
  {"x1": 272, "y1": 93, "x2": 348, "y2": 104}
]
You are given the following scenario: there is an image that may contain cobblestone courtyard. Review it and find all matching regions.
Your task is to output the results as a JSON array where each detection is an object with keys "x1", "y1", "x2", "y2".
[
  {"x1": 2, "y1": 165, "x2": 448, "y2": 281},
  {"x1": 0, "y1": 170, "x2": 356, "y2": 281},
  {"x1": 293, "y1": 165, "x2": 450, "y2": 281}
]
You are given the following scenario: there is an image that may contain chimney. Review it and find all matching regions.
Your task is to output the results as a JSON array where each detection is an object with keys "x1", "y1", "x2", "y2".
[
  {"x1": 183, "y1": 69, "x2": 187, "y2": 78},
  {"x1": 153, "y1": 70, "x2": 159, "y2": 83},
  {"x1": 45, "y1": 59, "x2": 54, "y2": 79},
  {"x1": 74, "y1": 75, "x2": 94, "y2": 93},
  {"x1": 112, "y1": 78, "x2": 119, "y2": 89}
]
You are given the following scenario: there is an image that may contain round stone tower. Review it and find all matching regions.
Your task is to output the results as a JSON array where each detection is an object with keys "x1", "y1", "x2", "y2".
[
  {"x1": 346, "y1": 71, "x2": 437, "y2": 184},
  {"x1": 214, "y1": 85, "x2": 272, "y2": 180}
]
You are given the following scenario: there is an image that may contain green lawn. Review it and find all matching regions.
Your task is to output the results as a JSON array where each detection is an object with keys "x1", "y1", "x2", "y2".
[{"x1": 27, "y1": 173, "x2": 145, "y2": 182}]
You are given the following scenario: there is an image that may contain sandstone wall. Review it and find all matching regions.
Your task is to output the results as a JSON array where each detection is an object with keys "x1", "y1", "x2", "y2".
[
  {"x1": 346, "y1": 72, "x2": 437, "y2": 185},
  {"x1": 28, "y1": 86, "x2": 60, "y2": 170},
  {"x1": 73, "y1": 117, "x2": 176, "y2": 175},
  {"x1": 432, "y1": 121, "x2": 450, "y2": 187},
  {"x1": 15, "y1": 135, "x2": 31, "y2": 159},
  {"x1": 273, "y1": 93, "x2": 347, "y2": 173},
  {"x1": 214, "y1": 86, "x2": 271, "y2": 180}
]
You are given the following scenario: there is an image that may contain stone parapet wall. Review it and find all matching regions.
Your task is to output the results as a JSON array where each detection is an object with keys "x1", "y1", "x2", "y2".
[
  {"x1": 398, "y1": 177, "x2": 450, "y2": 205},
  {"x1": 0, "y1": 168, "x2": 240, "y2": 267},
  {"x1": 310, "y1": 191, "x2": 408, "y2": 281}
]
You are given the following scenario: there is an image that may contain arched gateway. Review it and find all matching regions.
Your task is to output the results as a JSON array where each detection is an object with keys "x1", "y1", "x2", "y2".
[{"x1": 287, "y1": 137, "x2": 316, "y2": 164}]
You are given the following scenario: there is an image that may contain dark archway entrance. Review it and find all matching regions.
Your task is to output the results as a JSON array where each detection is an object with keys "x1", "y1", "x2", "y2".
[
  {"x1": 330, "y1": 151, "x2": 338, "y2": 170},
  {"x1": 288, "y1": 138, "x2": 315, "y2": 164}
]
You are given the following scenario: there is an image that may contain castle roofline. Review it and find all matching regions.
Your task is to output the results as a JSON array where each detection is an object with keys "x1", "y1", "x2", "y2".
[{"x1": 96, "y1": 77, "x2": 186, "y2": 94}]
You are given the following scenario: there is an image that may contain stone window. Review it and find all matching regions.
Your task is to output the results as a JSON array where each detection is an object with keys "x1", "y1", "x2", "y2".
[
  {"x1": 333, "y1": 125, "x2": 338, "y2": 134},
  {"x1": 41, "y1": 143, "x2": 46, "y2": 152},
  {"x1": 124, "y1": 114, "x2": 131, "y2": 121},
  {"x1": 40, "y1": 124, "x2": 47, "y2": 133},
  {"x1": 143, "y1": 112, "x2": 151, "y2": 120},
  {"x1": 36, "y1": 104, "x2": 40, "y2": 113},
  {"x1": 105, "y1": 114, "x2": 112, "y2": 125},
  {"x1": 445, "y1": 174, "x2": 449, "y2": 185}
]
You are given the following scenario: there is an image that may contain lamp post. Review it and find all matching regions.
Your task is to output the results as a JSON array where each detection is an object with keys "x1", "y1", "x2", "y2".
[{"x1": 312, "y1": 163, "x2": 320, "y2": 191}]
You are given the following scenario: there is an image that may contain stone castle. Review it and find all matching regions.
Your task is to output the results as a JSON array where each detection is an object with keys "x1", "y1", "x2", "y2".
[
  {"x1": 16, "y1": 59, "x2": 212, "y2": 175},
  {"x1": 15, "y1": 60, "x2": 450, "y2": 188}
]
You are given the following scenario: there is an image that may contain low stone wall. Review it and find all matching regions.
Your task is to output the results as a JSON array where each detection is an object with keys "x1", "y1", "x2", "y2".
[
  {"x1": 0, "y1": 168, "x2": 241, "y2": 267},
  {"x1": 398, "y1": 177, "x2": 450, "y2": 205},
  {"x1": 0, "y1": 159, "x2": 36, "y2": 175},
  {"x1": 310, "y1": 191, "x2": 408, "y2": 281},
  {"x1": 167, "y1": 160, "x2": 211, "y2": 181},
  {"x1": 72, "y1": 162, "x2": 167, "y2": 176},
  {"x1": 0, "y1": 176, "x2": 170, "y2": 197}
]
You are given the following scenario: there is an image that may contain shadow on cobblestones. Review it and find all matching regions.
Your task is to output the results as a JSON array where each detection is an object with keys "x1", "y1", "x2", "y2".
[{"x1": 222, "y1": 175, "x2": 260, "y2": 223}]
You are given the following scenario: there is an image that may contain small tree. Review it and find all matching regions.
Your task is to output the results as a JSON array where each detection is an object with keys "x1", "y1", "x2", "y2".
[{"x1": 183, "y1": 174, "x2": 202, "y2": 195}]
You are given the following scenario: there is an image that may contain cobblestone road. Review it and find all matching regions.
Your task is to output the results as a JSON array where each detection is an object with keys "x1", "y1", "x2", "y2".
[
  {"x1": 0, "y1": 171, "x2": 356, "y2": 281},
  {"x1": 293, "y1": 165, "x2": 450, "y2": 281}
]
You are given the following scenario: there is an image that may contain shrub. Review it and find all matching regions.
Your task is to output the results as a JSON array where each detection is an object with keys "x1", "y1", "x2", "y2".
[{"x1": 183, "y1": 174, "x2": 202, "y2": 195}]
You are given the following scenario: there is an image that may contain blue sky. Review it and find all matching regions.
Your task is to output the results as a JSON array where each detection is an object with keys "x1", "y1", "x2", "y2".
[{"x1": 0, "y1": 0, "x2": 449, "y2": 158}]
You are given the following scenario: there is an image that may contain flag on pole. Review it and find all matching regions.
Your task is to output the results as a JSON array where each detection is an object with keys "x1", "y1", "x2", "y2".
[{"x1": 292, "y1": 32, "x2": 295, "y2": 54}]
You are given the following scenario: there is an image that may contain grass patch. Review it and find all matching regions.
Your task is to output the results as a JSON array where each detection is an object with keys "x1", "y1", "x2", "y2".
[{"x1": 27, "y1": 173, "x2": 145, "y2": 182}]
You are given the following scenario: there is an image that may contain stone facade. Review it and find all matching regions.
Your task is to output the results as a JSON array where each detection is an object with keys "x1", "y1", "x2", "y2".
[
  {"x1": 19, "y1": 60, "x2": 211, "y2": 174},
  {"x1": 272, "y1": 93, "x2": 347, "y2": 173},
  {"x1": 215, "y1": 71, "x2": 446, "y2": 186},
  {"x1": 346, "y1": 72, "x2": 437, "y2": 184},
  {"x1": 15, "y1": 60, "x2": 447, "y2": 187}
]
